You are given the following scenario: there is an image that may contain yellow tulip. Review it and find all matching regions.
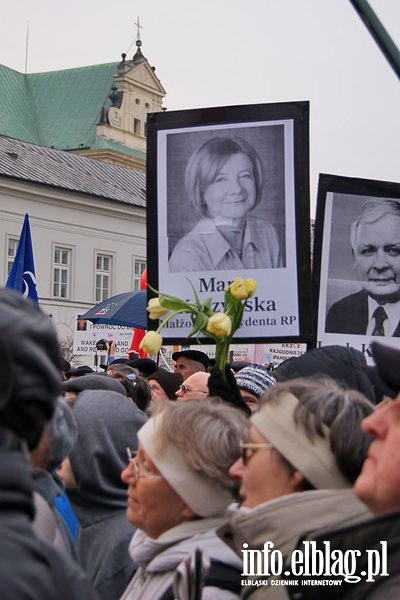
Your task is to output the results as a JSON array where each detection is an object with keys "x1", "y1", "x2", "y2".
[
  {"x1": 139, "y1": 331, "x2": 163, "y2": 355},
  {"x1": 244, "y1": 278, "x2": 257, "y2": 298},
  {"x1": 228, "y1": 277, "x2": 248, "y2": 300},
  {"x1": 207, "y1": 313, "x2": 232, "y2": 337},
  {"x1": 147, "y1": 298, "x2": 169, "y2": 320},
  {"x1": 229, "y1": 277, "x2": 257, "y2": 300}
]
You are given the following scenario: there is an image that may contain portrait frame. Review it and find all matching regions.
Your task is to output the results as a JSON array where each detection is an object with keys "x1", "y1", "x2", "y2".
[
  {"x1": 146, "y1": 102, "x2": 312, "y2": 344},
  {"x1": 313, "y1": 173, "x2": 400, "y2": 358}
]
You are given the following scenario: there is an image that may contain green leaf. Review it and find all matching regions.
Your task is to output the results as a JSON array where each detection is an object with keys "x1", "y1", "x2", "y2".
[
  {"x1": 203, "y1": 297, "x2": 212, "y2": 311},
  {"x1": 185, "y1": 277, "x2": 203, "y2": 309},
  {"x1": 159, "y1": 295, "x2": 193, "y2": 312},
  {"x1": 189, "y1": 311, "x2": 209, "y2": 336}
]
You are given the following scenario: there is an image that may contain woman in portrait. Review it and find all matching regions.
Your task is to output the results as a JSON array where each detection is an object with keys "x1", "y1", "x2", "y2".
[{"x1": 169, "y1": 136, "x2": 283, "y2": 272}]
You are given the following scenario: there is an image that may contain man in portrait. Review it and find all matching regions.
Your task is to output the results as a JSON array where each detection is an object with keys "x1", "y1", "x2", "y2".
[
  {"x1": 326, "y1": 198, "x2": 400, "y2": 336},
  {"x1": 76, "y1": 316, "x2": 87, "y2": 331}
]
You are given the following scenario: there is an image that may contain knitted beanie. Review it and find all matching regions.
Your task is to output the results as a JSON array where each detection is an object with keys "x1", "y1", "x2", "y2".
[
  {"x1": 275, "y1": 345, "x2": 376, "y2": 404},
  {"x1": 235, "y1": 364, "x2": 276, "y2": 398},
  {"x1": 147, "y1": 370, "x2": 183, "y2": 399},
  {"x1": 0, "y1": 288, "x2": 63, "y2": 449}
]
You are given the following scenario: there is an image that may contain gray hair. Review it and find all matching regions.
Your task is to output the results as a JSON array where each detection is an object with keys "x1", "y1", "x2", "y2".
[
  {"x1": 350, "y1": 198, "x2": 400, "y2": 250},
  {"x1": 182, "y1": 358, "x2": 207, "y2": 373},
  {"x1": 260, "y1": 377, "x2": 374, "y2": 483},
  {"x1": 106, "y1": 363, "x2": 137, "y2": 377},
  {"x1": 153, "y1": 399, "x2": 249, "y2": 490}
]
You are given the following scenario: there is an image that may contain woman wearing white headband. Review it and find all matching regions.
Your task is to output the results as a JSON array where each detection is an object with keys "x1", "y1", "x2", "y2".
[
  {"x1": 120, "y1": 398, "x2": 249, "y2": 600},
  {"x1": 220, "y1": 377, "x2": 375, "y2": 597}
]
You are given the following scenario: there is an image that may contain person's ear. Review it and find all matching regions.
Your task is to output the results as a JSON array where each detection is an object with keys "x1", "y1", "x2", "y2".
[
  {"x1": 58, "y1": 457, "x2": 78, "y2": 489},
  {"x1": 182, "y1": 504, "x2": 197, "y2": 520},
  {"x1": 290, "y1": 469, "x2": 307, "y2": 492}
]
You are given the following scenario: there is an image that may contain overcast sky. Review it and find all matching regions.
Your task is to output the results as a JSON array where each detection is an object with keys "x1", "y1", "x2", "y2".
[{"x1": 0, "y1": 0, "x2": 399, "y2": 215}]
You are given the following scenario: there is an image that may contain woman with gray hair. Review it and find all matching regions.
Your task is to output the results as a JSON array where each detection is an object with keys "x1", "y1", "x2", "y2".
[
  {"x1": 120, "y1": 398, "x2": 249, "y2": 599},
  {"x1": 219, "y1": 377, "x2": 375, "y2": 597}
]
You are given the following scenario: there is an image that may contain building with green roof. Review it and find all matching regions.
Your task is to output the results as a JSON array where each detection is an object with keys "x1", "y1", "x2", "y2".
[{"x1": 0, "y1": 40, "x2": 166, "y2": 171}]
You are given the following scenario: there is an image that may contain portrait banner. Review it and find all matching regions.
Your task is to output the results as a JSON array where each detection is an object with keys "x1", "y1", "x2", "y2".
[
  {"x1": 147, "y1": 102, "x2": 311, "y2": 344},
  {"x1": 73, "y1": 314, "x2": 134, "y2": 357},
  {"x1": 314, "y1": 173, "x2": 400, "y2": 361}
]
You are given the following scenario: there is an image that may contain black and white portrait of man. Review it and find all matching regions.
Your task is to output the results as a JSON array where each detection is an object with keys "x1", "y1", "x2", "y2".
[{"x1": 326, "y1": 198, "x2": 400, "y2": 337}]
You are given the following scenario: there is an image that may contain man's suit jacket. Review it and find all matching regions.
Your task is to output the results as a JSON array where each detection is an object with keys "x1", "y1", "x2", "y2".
[{"x1": 325, "y1": 290, "x2": 400, "y2": 336}]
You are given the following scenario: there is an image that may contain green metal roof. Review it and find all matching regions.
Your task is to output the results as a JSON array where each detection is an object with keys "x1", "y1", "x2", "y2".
[
  {"x1": 0, "y1": 65, "x2": 39, "y2": 144},
  {"x1": 90, "y1": 137, "x2": 146, "y2": 160},
  {"x1": 0, "y1": 62, "x2": 118, "y2": 150}
]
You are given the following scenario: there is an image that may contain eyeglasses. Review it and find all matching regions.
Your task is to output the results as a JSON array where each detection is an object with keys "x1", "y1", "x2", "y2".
[
  {"x1": 240, "y1": 442, "x2": 273, "y2": 465},
  {"x1": 178, "y1": 383, "x2": 206, "y2": 395},
  {"x1": 126, "y1": 448, "x2": 163, "y2": 480}
]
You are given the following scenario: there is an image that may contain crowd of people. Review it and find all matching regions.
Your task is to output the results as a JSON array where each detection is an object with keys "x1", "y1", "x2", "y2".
[{"x1": 1, "y1": 287, "x2": 400, "y2": 599}]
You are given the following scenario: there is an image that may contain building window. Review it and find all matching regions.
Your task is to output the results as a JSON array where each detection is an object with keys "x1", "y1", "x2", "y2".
[
  {"x1": 95, "y1": 254, "x2": 113, "y2": 302},
  {"x1": 134, "y1": 118, "x2": 141, "y2": 135},
  {"x1": 53, "y1": 247, "x2": 70, "y2": 298},
  {"x1": 133, "y1": 258, "x2": 146, "y2": 291},
  {"x1": 6, "y1": 237, "x2": 19, "y2": 277}
]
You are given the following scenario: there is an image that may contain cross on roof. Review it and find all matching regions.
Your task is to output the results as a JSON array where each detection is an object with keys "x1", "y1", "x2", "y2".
[{"x1": 135, "y1": 17, "x2": 143, "y2": 41}]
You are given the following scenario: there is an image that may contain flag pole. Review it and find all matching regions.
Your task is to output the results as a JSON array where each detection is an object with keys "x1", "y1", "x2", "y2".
[{"x1": 349, "y1": 0, "x2": 400, "y2": 80}]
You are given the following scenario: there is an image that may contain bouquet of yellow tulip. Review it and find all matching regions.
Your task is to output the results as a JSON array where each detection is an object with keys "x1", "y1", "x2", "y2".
[{"x1": 140, "y1": 277, "x2": 257, "y2": 377}]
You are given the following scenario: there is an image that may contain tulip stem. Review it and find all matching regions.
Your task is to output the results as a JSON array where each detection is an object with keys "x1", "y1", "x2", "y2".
[
  {"x1": 156, "y1": 308, "x2": 189, "y2": 333},
  {"x1": 214, "y1": 338, "x2": 230, "y2": 381}
]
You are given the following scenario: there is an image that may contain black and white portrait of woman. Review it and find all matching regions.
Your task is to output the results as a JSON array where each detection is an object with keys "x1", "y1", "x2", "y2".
[
  {"x1": 167, "y1": 127, "x2": 285, "y2": 273},
  {"x1": 147, "y1": 102, "x2": 310, "y2": 343}
]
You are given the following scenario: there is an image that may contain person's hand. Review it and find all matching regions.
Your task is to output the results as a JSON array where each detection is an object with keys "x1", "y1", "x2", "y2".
[
  {"x1": 106, "y1": 341, "x2": 117, "y2": 357},
  {"x1": 207, "y1": 365, "x2": 251, "y2": 416}
]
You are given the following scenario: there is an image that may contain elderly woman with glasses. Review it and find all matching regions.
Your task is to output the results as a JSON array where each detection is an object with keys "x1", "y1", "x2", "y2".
[
  {"x1": 218, "y1": 377, "x2": 375, "y2": 596},
  {"x1": 120, "y1": 398, "x2": 248, "y2": 600}
]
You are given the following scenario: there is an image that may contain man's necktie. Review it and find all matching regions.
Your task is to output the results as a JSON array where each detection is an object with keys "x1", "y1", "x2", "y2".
[{"x1": 372, "y1": 306, "x2": 388, "y2": 336}]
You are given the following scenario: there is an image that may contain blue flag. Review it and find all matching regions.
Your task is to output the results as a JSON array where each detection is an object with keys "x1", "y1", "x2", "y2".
[{"x1": 6, "y1": 213, "x2": 39, "y2": 303}]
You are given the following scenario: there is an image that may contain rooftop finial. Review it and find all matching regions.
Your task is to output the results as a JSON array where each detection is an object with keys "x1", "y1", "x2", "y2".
[{"x1": 134, "y1": 16, "x2": 143, "y2": 46}]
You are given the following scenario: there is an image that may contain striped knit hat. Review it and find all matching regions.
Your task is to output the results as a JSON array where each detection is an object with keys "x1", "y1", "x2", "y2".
[{"x1": 235, "y1": 364, "x2": 275, "y2": 397}]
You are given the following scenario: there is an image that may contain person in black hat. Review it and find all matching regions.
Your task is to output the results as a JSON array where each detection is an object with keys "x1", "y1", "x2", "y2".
[
  {"x1": 275, "y1": 345, "x2": 376, "y2": 404},
  {"x1": 172, "y1": 349, "x2": 210, "y2": 381},
  {"x1": 148, "y1": 370, "x2": 183, "y2": 402},
  {"x1": 126, "y1": 358, "x2": 158, "y2": 377},
  {"x1": 64, "y1": 365, "x2": 94, "y2": 380},
  {"x1": 62, "y1": 373, "x2": 127, "y2": 407},
  {"x1": 0, "y1": 287, "x2": 96, "y2": 599}
]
